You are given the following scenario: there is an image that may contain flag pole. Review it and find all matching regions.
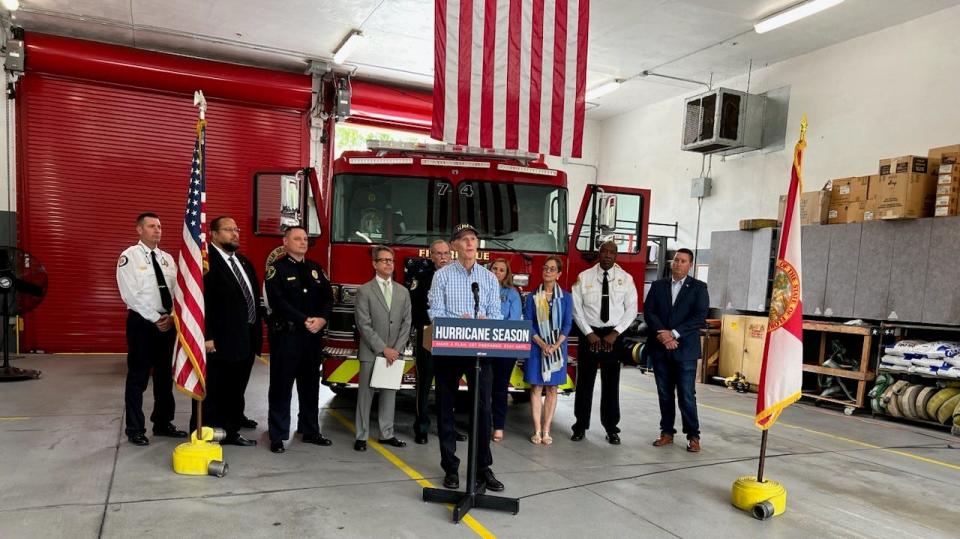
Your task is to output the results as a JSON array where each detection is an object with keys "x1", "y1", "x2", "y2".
[
  {"x1": 757, "y1": 429, "x2": 768, "y2": 482},
  {"x1": 193, "y1": 90, "x2": 207, "y2": 439}
]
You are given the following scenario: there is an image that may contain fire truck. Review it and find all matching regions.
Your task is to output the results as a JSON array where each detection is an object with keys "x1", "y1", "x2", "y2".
[{"x1": 247, "y1": 140, "x2": 650, "y2": 393}]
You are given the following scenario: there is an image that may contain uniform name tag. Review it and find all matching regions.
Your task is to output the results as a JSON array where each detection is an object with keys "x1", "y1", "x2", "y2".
[{"x1": 287, "y1": 276, "x2": 296, "y2": 281}]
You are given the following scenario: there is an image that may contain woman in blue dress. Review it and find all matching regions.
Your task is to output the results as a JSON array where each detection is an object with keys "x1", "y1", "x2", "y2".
[
  {"x1": 523, "y1": 256, "x2": 572, "y2": 445},
  {"x1": 489, "y1": 258, "x2": 522, "y2": 443}
]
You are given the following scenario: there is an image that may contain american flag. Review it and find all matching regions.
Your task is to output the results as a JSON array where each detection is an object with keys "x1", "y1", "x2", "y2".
[
  {"x1": 432, "y1": 0, "x2": 590, "y2": 158},
  {"x1": 172, "y1": 119, "x2": 208, "y2": 400}
]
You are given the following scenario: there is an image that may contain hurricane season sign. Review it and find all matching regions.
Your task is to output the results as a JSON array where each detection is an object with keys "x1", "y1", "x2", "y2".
[{"x1": 432, "y1": 318, "x2": 533, "y2": 358}]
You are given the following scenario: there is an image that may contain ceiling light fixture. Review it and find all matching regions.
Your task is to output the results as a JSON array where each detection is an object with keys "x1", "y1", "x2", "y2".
[
  {"x1": 333, "y1": 29, "x2": 363, "y2": 65},
  {"x1": 754, "y1": 0, "x2": 844, "y2": 34},
  {"x1": 585, "y1": 79, "x2": 622, "y2": 101},
  {"x1": 1, "y1": 0, "x2": 19, "y2": 11}
]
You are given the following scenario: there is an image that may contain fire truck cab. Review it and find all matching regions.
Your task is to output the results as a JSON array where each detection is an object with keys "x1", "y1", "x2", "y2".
[{"x1": 249, "y1": 140, "x2": 650, "y2": 393}]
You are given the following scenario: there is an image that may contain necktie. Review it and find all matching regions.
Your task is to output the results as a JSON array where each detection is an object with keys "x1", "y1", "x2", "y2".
[
  {"x1": 229, "y1": 256, "x2": 257, "y2": 324},
  {"x1": 151, "y1": 251, "x2": 173, "y2": 313},
  {"x1": 382, "y1": 281, "x2": 392, "y2": 310},
  {"x1": 600, "y1": 270, "x2": 610, "y2": 323}
]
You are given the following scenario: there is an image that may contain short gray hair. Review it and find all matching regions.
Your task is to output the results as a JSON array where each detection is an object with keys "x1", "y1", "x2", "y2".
[
  {"x1": 429, "y1": 239, "x2": 450, "y2": 255},
  {"x1": 371, "y1": 245, "x2": 394, "y2": 260}
]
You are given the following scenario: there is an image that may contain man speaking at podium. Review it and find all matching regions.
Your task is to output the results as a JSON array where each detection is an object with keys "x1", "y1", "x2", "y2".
[{"x1": 428, "y1": 223, "x2": 504, "y2": 493}]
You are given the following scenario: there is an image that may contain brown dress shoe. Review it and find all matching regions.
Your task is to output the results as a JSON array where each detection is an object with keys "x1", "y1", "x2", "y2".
[
  {"x1": 652, "y1": 433, "x2": 674, "y2": 447},
  {"x1": 687, "y1": 438, "x2": 701, "y2": 452}
]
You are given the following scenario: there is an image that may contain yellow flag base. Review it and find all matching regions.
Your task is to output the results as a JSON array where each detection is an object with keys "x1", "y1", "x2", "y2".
[
  {"x1": 172, "y1": 426, "x2": 228, "y2": 477},
  {"x1": 731, "y1": 476, "x2": 787, "y2": 520}
]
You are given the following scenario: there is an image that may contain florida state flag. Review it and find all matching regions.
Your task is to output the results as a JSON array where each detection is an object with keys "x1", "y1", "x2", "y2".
[{"x1": 755, "y1": 116, "x2": 807, "y2": 430}]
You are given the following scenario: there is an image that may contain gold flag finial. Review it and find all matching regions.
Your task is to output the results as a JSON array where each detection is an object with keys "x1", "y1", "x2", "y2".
[{"x1": 799, "y1": 114, "x2": 808, "y2": 142}]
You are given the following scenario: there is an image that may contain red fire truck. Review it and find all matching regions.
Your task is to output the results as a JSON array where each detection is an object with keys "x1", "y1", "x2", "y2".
[{"x1": 245, "y1": 140, "x2": 650, "y2": 393}]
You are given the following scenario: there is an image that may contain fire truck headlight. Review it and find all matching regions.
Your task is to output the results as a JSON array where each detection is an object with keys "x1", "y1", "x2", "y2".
[{"x1": 341, "y1": 286, "x2": 358, "y2": 305}]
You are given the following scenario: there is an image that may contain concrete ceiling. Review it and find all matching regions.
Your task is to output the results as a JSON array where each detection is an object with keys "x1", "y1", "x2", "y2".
[{"x1": 7, "y1": 0, "x2": 960, "y2": 120}]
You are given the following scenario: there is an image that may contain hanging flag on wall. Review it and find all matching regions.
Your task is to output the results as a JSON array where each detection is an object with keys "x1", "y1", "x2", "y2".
[
  {"x1": 172, "y1": 117, "x2": 209, "y2": 400},
  {"x1": 432, "y1": 0, "x2": 590, "y2": 158},
  {"x1": 755, "y1": 116, "x2": 807, "y2": 430}
]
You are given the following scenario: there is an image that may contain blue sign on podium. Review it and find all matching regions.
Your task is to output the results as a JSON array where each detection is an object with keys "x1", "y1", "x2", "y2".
[{"x1": 431, "y1": 318, "x2": 532, "y2": 358}]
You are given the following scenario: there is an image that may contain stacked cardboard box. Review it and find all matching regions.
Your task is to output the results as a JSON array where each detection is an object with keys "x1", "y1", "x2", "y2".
[
  {"x1": 930, "y1": 145, "x2": 960, "y2": 216},
  {"x1": 778, "y1": 189, "x2": 831, "y2": 225},
  {"x1": 828, "y1": 176, "x2": 871, "y2": 224},
  {"x1": 875, "y1": 155, "x2": 938, "y2": 220}
]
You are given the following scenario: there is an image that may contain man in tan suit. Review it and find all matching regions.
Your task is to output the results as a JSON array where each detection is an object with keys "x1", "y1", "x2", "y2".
[{"x1": 354, "y1": 245, "x2": 412, "y2": 451}]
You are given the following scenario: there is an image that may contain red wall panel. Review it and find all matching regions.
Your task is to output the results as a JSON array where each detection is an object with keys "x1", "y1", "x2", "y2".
[{"x1": 17, "y1": 74, "x2": 307, "y2": 352}]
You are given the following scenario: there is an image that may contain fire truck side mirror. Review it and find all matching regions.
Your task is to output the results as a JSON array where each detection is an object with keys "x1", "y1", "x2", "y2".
[{"x1": 597, "y1": 193, "x2": 618, "y2": 234}]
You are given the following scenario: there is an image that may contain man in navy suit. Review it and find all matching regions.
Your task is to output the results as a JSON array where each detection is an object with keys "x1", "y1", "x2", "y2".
[{"x1": 643, "y1": 248, "x2": 709, "y2": 452}]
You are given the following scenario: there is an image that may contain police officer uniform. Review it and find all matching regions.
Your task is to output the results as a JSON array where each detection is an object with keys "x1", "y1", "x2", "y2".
[
  {"x1": 409, "y1": 262, "x2": 436, "y2": 444},
  {"x1": 264, "y1": 254, "x2": 334, "y2": 452},
  {"x1": 116, "y1": 241, "x2": 186, "y2": 444}
]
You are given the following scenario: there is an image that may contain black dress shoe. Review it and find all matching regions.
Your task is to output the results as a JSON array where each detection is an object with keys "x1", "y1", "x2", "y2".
[
  {"x1": 378, "y1": 437, "x2": 407, "y2": 448},
  {"x1": 240, "y1": 417, "x2": 258, "y2": 429},
  {"x1": 222, "y1": 434, "x2": 257, "y2": 447},
  {"x1": 482, "y1": 469, "x2": 505, "y2": 492},
  {"x1": 153, "y1": 424, "x2": 188, "y2": 438},
  {"x1": 414, "y1": 433, "x2": 428, "y2": 445},
  {"x1": 455, "y1": 432, "x2": 468, "y2": 442},
  {"x1": 354, "y1": 440, "x2": 367, "y2": 451},
  {"x1": 606, "y1": 432, "x2": 621, "y2": 445},
  {"x1": 303, "y1": 433, "x2": 333, "y2": 446},
  {"x1": 128, "y1": 433, "x2": 149, "y2": 446},
  {"x1": 571, "y1": 430, "x2": 585, "y2": 441},
  {"x1": 270, "y1": 440, "x2": 285, "y2": 453},
  {"x1": 443, "y1": 472, "x2": 460, "y2": 489}
]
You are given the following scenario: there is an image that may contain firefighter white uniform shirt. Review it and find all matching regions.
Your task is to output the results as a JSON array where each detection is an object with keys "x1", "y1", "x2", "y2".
[
  {"x1": 571, "y1": 263, "x2": 638, "y2": 336},
  {"x1": 116, "y1": 241, "x2": 178, "y2": 322}
]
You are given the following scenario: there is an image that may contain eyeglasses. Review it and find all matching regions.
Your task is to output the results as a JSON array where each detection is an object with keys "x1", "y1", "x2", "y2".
[
  {"x1": 543, "y1": 266, "x2": 559, "y2": 273},
  {"x1": 375, "y1": 258, "x2": 395, "y2": 263}
]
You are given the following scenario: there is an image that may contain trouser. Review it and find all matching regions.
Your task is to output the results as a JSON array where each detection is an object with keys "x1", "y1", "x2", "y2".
[
  {"x1": 413, "y1": 338, "x2": 435, "y2": 437},
  {"x1": 238, "y1": 345, "x2": 257, "y2": 420},
  {"x1": 268, "y1": 332, "x2": 321, "y2": 442},
  {"x1": 190, "y1": 356, "x2": 247, "y2": 436},
  {"x1": 124, "y1": 311, "x2": 176, "y2": 437},
  {"x1": 355, "y1": 360, "x2": 397, "y2": 440},
  {"x1": 572, "y1": 327, "x2": 621, "y2": 434},
  {"x1": 652, "y1": 357, "x2": 700, "y2": 439},
  {"x1": 435, "y1": 356, "x2": 493, "y2": 475},
  {"x1": 490, "y1": 357, "x2": 516, "y2": 430}
]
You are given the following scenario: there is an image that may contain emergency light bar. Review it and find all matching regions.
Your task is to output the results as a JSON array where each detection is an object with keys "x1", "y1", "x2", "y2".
[
  {"x1": 366, "y1": 140, "x2": 539, "y2": 162},
  {"x1": 421, "y1": 159, "x2": 490, "y2": 168},
  {"x1": 497, "y1": 164, "x2": 558, "y2": 177}
]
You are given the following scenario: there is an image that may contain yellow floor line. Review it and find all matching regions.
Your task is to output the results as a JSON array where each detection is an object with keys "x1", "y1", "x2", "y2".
[
  {"x1": 621, "y1": 383, "x2": 960, "y2": 472},
  {"x1": 326, "y1": 409, "x2": 496, "y2": 539},
  {"x1": 0, "y1": 416, "x2": 30, "y2": 420}
]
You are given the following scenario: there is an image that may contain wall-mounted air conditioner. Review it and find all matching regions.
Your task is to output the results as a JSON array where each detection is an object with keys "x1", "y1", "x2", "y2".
[{"x1": 681, "y1": 88, "x2": 765, "y2": 155}]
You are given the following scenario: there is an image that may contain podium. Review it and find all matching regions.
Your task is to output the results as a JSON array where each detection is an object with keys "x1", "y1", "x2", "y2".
[{"x1": 422, "y1": 318, "x2": 532, "y2": 523}]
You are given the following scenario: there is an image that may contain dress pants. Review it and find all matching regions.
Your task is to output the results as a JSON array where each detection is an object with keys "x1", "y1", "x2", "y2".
[
  {"x1": 355, "y1": 360, "x2": 397, "y2": 440},
  {"x1": 268, "y1": 332, "x2": 321, "y2": 442},
  {"x1": 413, "y1": 337, "x2": 434, "y2": 437},
  {"x1": 190, "y1": 356, "x2": 246, "y2": 436},
  {"x1": 124, "y1": 311, "x2": 176, "y2": 437},
  {"x1": 435, "y1": 356, "x2": 493, "y2": 475},
  {"x1": 238, "y1": 337, "x2": 257, "y2": 421},
  {"x1": 652, "y1": 356, "x2": 700, "y2": 439},
  {"x1": 490, "y1": 357, "x2": 516, "y2": 430},
  {"x1": 572, "y1": 327, "x2": 621, "y2": 435}
]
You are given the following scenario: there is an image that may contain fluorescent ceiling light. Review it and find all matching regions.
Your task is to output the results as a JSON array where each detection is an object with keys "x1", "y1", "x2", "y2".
[
  {"x1": 585, "y1": 80, "x2": 621, "y2": 101},
  {"x1": 754, "y1": 0, "x2": 844, "y2": 34},
  {"x1": 1, "y1": 0, "x2": 19, "y2": 11},
  {"x1": 333, "y1": 30, "x2": 363, "y2": 65}
]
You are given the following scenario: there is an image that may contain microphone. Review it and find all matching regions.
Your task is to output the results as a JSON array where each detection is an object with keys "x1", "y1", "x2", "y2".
[{"x1": 472, "y1": 282, "x2": 480, "y2": 319}]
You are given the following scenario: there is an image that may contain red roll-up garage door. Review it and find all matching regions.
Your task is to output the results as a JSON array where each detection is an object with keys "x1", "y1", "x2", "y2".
[{"x1": 17, "y1": 35, "x2": 311, "y2": 352}]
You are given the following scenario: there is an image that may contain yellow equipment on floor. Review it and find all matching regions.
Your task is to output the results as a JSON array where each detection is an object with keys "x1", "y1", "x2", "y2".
[
  {"x1": 731, "y1": 476, "x2": 787, "y2": 520},
  {"x1": 172, "y1": 426, "x2": 228, "y2": 477}
]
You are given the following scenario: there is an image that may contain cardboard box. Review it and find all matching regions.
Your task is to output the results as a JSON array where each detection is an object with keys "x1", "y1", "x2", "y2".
[
  {"x1": 827, "y1": 201, "x2": 867, "y2": 224},
  {"x1": 874, "y1": 172, "x2": 936, "y2": 220},
  {"x1": 778, "y1": 189, "x2": 831, "y2": 225},
  {"x1": 935, "y1": 204, "x2": 959, "y2": 217},
  {"x1": 879, "y1": 155, "x2": 935, "y2": 175},
  {"x1": 936, "y1": 194, "x2": 959, "y2": 207},
  {"x1": 939, "y1": 163, "x2": 960, "y2": 174},
  {"x1": 863, "y1": 197, "x2": 878, "y2": 221},
  {"x1": 830, "y1": 176, "x2": 870, "y2": 204},
  {"x1": 929, "y1": 144, "x2": 960, "y2": 165},
  {"x1": 939, "y1": 173, "x2": 960, "y2": 184},
  {"x1": 936, "y1": 182, "x2": 960, "y2": 195}
]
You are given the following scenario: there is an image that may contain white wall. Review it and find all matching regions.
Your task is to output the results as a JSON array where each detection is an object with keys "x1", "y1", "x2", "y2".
[
  {"x1": 592, "y1": 5, "x2": 960, "y2": 251},
  {"x1": 545, "y1": 118, "x2": 601, "y2": 224},
  {"x1": 0, "y1": 68, "x2": 13, "y2": 215}
]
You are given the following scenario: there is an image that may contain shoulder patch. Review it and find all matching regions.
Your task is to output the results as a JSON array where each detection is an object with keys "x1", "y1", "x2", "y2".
[
  {"x1": 410, "y1": 278, "x2": 418, "y2": 291},
  {"x1": 118, "y1": 255, "x2": 128, "y2": 268},
  {"x1": 266, "y1": 266, "x2": 276, "y2": 280},
  {"x1": 311, "y1": 269, "x2": 319, "y2": 280}
]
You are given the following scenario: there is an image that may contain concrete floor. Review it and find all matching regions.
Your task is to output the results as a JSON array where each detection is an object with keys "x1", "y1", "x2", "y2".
[{"x1": 1, "y1": 355, "x2": 958, "y2": 538}]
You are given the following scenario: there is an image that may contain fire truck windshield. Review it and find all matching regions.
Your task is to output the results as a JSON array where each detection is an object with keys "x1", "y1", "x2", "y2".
[{"x1": 331, "y1": 174, "x2": 567, "y2": 253}]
